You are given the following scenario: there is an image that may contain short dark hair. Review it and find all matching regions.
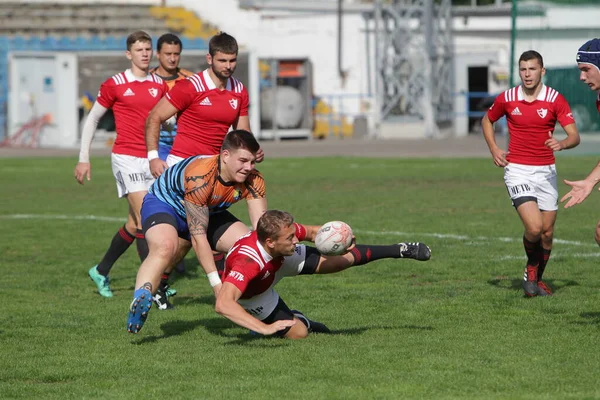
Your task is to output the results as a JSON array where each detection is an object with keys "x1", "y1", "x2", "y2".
[
  {"x1": 209, "y1": 32, "x2": 238, "y2": 56},
  {"x1": 221, "y1": 130, "x2": 260, "y2": 155},
  {"x1": 126, "y1": 31, "x2": 152, "y2": 51},
  {"x1": 519, "y1": 50, "x2": 544, "y2": 68},
  {"x1": 157, "y1": 33, "x2": 182, "y2": 52},
  {"x1": 257, "y1": 210, "x2": 295, "y2": 243}
]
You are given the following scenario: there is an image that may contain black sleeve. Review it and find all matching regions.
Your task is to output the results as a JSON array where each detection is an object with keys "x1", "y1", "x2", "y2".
[{"x1": 299, "y1": 246, "x2": 321, "y2": 275}]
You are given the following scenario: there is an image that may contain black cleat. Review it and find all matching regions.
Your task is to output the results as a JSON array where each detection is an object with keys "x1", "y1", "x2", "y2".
[
  {"x1": 153, "y1": 288, "x2": 174, "y2": 310},
  {"x1": 523, "y1": 266, "x2": 538, "y2": 297},
  {"x1": 399, "y1": 242, "x2": 431, "y2": 261}
]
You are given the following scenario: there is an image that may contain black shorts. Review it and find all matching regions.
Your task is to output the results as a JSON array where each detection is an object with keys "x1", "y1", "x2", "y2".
[{"x1": 261, "y1": 297, "x2": 295, "y2": 337}]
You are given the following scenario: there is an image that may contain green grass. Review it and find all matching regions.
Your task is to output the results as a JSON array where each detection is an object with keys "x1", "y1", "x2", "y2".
[{"x1": 1, "y1": 154, "x2": 600, "y2": 399}]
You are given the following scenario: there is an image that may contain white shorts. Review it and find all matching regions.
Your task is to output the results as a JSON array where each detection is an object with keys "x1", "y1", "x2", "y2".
[
  {"x1": 111, "y1": 153, "x2": 155, "y2": 198},
  {"x1": 166, "y1": 153, "x2": 211, "y2": 168},
  {"x1": 237, "y1": 244, "x2": 308, "y2": 320},
  {"x1": 504, "y1": 163, "x2": 558, "y2": 211},
  {"x1": 166, "y1": 154, "x2": 185, "y2": 167}
]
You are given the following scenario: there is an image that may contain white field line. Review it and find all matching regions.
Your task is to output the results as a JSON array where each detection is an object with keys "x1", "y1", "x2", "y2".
[{"x1": 2, "y1": 214, "x2": 599, "y2": 254}]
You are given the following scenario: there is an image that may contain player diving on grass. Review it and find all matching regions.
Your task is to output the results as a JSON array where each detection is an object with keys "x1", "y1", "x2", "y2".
[{"x1": 215, "y1": 210, "x2": 431, "y2": 339}]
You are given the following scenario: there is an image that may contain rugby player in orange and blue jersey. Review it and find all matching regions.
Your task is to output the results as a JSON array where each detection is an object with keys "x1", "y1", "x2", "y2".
[{"x1": 127, "y1": 130, "x2": 266, "y2": 333}]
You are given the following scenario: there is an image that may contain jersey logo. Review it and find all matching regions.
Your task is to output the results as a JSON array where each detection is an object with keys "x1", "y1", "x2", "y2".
[
  {"x1": 229, "y1": 98, "x2": 238, "y2": 110},
  {"x1": 567, "y1": 112, "x2": 574, "y2": 120},
  {"x1": 233, "y1": 189, "x2": 242, "y2": 201},
  {"x1": 261, "y1": 270, "x2": 271, "y2": 280},
  {"x1": 511, "y1": 107, "x2": 522, "y2": 116},
  {"x1": 200, "y1": 97, "x2": 212, "y2": 106},
  {"x1": 537, "y1": 108, "x2": 548, "y2": 119},
  {"x1": 148, "y1": 88, "x2": 158, "y2": 98},
  {"x1": 228, "y1": 271, "x2": 245, "y2": 282},
  {"x1": 123, "y1": 88, "x2": 135, "y2": 97}
]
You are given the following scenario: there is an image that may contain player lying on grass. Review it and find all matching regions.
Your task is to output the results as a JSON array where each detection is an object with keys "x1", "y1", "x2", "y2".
[{"x1": 215, "y1": 210, "x2": 431, "y2": 339}]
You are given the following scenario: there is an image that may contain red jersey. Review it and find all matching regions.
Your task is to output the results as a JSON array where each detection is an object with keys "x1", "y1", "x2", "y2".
[
  {"x1": 97, "y1": 69, "x2": 168, "y2": 158},
  {"x1": 596, "y1": 92, "x2": 600, "y2": 113},
  {"x1": 486, "y1": 85, "x2": 575, "y2": 166},
  {"x1": 165, "y1": 69, "x2": 250, "y2": 158},
  {"x1": 223, "y1": 224, "x2": 308, "y2": 300}
]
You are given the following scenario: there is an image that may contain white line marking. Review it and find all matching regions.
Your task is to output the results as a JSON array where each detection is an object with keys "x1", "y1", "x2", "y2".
[{"x1": 1, "y1": 214, "x2": 598, "y2": 250}]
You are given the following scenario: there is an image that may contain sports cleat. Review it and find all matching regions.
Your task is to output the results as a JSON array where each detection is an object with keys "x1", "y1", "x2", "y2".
[
  {"x1": 523, "y1": 266, "x2": 538, "y2": 297},
  {"x1": 292, "y1": 310, "x2": 331, "y2": 334},
  {"x1": 153, "y1": 288, "x2": 174, "y2": 310},
  {"x1": 88, "y1": 265, "x2": 113, "y2": 297},
  {"x1": 399, "y1": 242, "x2": 431, "y2": 261},
  {"x1": 127, "y1": 289, "x2": 153, "y2": 333},
  {"x1": 536, "y1": 280, "x2": 553, "y2": 296}
]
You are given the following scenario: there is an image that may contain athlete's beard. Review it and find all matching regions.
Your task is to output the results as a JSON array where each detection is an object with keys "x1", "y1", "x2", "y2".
[{"x1": 211, "y1": 65, "x2": 233, "y2": 82}]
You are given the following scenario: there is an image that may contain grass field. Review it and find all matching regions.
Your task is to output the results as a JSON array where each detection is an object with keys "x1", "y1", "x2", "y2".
[{"x1": 1, "y1": 154, "x2": 600, "y2": 399}]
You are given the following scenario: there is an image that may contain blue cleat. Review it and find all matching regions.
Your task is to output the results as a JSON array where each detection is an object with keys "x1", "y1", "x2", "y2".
[{"x1": 127, "y1": 289, "x2": 153, "y2": 334}]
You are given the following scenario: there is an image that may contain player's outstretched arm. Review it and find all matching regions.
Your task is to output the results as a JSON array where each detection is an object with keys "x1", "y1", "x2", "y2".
[
  {"x1": 74, "y1": 102, "x2": 108, "y2": 184},
  {"x1": 146, "y1": 98, "x2": 177, "y2": 178},
  {"x1": 561, "y1": 161, "x2": 600, "y2": 208},
  {"x1": 215, "y1": 282, "x2": 295, "y2": 335}
]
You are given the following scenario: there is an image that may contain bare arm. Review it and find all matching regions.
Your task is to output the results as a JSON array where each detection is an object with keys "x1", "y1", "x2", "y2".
[
  {"x1": 215, "y1": 282, "x2": 295, "y2": 335},
  {"x1": 185, "y1": 200, "x2": 222, "y2": 295},
  {"x1": 481, "y1": 114, "x2": 507, "y2": 167},
  {"x1": 246, "y1": 198, "x2": 267, "y2": 230},
  {"x1": 545, "y1": 123, "x2": 580, "y2": 152},
  {"x1": 146, "y1": 98, "x2": 179, "y2": 177}
]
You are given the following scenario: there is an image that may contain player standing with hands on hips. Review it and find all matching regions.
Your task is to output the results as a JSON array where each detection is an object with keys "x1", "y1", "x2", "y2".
[{"x1": 481, "y1": 50, "x2": 580, "y2": 298}]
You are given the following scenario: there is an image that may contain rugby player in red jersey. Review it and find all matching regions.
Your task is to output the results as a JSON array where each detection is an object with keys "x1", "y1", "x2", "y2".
[
  {"x1": 215, "y1": 210, "x2": 431, "y2": 339},
  {"x1": 74, "y1": 31, "x2": 168, "y2": 298},
  {"x1": 482, "y1": 50, "x2": 580, "y2": 298},
  {"x1": 145, "y1": 31, "x2": 263, "y2": 178}
]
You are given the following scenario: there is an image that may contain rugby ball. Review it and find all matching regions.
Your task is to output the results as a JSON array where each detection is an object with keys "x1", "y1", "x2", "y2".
[{"x1": 315, "y1": 221, "x2": 353, "y2": 256}]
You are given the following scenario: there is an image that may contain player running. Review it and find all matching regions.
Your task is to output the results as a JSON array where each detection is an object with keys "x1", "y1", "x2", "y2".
[
  {"x1": 481, "y1": 50, "x2": 580, "y2": 298},
  {"x1": 74, "y1": 31, "x2": 168, "y2": 298}
]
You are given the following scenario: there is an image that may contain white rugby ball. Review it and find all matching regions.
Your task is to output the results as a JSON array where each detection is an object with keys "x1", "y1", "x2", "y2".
[{"x1": 315, "y1": 221, "x2": 353, "y2": 256}]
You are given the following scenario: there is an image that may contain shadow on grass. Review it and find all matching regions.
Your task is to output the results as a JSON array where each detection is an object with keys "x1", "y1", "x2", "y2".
[
  {"x1": 131, "y1": 317, "x2": 226, "y2": 345},
  {"x1": 171, "y1": 295, "x2": 215, "y2": 307},
  {"x1": 573, "y1": 312, "x2": 600, "y2": 326},
  {"x1": 487, "y1": 277, "x2": 579, "y2": 294}
]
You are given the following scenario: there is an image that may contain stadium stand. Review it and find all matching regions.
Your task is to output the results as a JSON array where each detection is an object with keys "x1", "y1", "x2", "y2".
[
  {"x1": 0, "y1": 2, "x2": 216, "y2": 142},
  {"x1": 0, "y1": 2, "x2": 217, "y2": 38}
]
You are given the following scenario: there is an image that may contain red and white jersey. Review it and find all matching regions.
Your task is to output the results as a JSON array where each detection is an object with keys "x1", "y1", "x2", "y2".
[
  {"x1": 487, "y1": 84, "x2": 575, "y2": 166},
  {"x1": 97, "y1": 69, "x2": 168, "y2": 158},
  {"x1": 165, "y1": 69, "x2": 250, "y2": 158},
  {"x1": 223, "y1": 224, "x2": 308, "y2": 304}
]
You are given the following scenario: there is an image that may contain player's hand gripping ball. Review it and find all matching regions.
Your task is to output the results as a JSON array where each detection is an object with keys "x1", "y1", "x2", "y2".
[{"x1": 315, "y1": 221, "x2": 353, "y2": 256}]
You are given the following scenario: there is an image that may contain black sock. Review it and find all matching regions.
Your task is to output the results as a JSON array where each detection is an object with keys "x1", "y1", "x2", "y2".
[
  {"x1": 349, "y1": 244, "x2": 401, "y2": 266},
  {"x1": 136, "y1": 229, "x2": 149, "y2": 262},
  {"x1": 523, "y1": 237, "x2": 541, "y2": 269},
  {"x1": 96, "y1": 225, "x2": 135, "y2": 276},
  {"x1": 537, "y1": 248, "x2": 551, "y2": 281},
  {"x1": 159, "y1": 273, "x2": 170, "y2": 291}
]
